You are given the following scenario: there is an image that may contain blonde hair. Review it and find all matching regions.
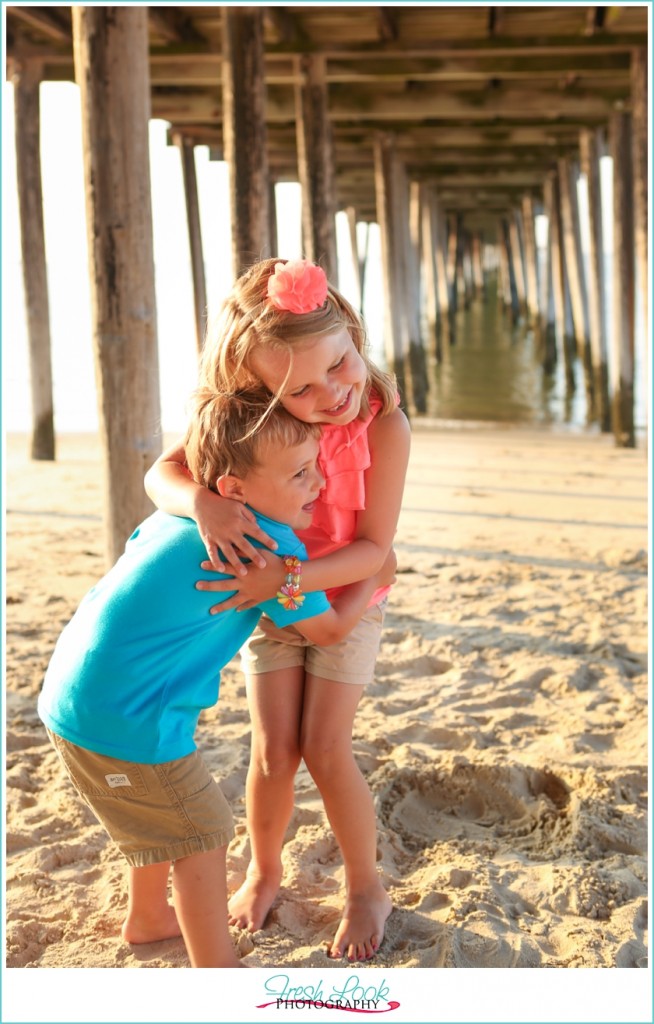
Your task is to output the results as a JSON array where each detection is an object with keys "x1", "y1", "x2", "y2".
[
  {"x1": 198, "y1": 258, "x2": 397, "y2": 418},
  {"x1": 184, "y1": 387, "x2": 320, "y2": 492}
]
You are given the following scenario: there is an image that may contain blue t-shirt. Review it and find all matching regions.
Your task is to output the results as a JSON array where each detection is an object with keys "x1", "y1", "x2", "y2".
[{"x1": 38, "y1": 510, "x2": 329, "y2": 764}]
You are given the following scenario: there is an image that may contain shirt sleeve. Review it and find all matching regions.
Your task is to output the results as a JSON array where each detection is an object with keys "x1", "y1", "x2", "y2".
[{"x1": 256, "y1": 534, "x2": 330, "y2": 628}]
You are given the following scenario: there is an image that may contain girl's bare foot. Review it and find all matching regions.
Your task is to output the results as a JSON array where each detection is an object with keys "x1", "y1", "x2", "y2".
[
  {"x1": 328, "y1": 884, "x2": 392, "y2": 962},
  {"x1": 121, "y1": 903, "x2": 181, "y2": 944},
  {"x1": 228, "y1": 867, "x2": 282, "y2": 932}
]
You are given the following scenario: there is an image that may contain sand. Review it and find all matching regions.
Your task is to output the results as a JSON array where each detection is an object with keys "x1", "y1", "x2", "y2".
[{"x1": 4, "y1": 425, "x2": 649, "y2": 972}]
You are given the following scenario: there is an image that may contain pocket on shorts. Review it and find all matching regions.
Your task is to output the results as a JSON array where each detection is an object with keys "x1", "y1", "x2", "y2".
[{"x1": 50, "y1": 732, "x2": 149, "y2": 800}]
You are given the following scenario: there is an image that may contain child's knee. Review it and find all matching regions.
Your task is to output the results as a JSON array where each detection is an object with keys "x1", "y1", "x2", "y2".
[{"x1": 252, "y1": 742, "x2": 301, "y2": 780}]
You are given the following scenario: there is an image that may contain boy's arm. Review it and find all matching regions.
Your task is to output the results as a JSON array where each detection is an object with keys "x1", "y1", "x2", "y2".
[{"x1": 292, "y1": 549, "x2": 396, "y2": 646}]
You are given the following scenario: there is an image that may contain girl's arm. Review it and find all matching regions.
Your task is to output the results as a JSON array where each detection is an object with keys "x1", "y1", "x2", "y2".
[
  {"x1": 198, "y1": 407, "x2": 411, "y2": 611},
  {"x1": 293, "y1": 549, "x2": 396, "y2": 646},
  {"x1": 144, "y1": 440, "x2": 278, "y2": 573}
]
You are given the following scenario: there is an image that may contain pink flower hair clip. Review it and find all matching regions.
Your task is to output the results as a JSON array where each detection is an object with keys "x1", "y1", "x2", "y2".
[{"x1": 266, "y1": 259, "x2": 328, "y2": 315}]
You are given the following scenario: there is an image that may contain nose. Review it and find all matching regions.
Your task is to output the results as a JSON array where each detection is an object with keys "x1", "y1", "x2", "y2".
[{"x1": 311, "y1": 465, "x2": 325, "y2": 496}]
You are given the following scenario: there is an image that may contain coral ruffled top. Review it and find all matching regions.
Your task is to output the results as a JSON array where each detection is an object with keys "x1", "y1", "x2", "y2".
[{"x1": 297, "y1": 391, "x2": 392, "y2": 607}]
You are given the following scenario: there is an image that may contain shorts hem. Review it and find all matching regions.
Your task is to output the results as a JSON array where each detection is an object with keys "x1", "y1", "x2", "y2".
[
  {"x1": 124, "y1": 826, "x2": 235, "y2": 867},
  {"x1": 307, "y1": 669, "x2": 373, "y2": 686},
  {"x1": 242, "y1": 657, "x2": 304, "y2": 678}
]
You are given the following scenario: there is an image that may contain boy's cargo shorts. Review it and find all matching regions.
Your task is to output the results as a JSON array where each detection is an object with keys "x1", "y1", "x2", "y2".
[{"x1": 46, "y1": 730, "x2": 234, "y2": 867}]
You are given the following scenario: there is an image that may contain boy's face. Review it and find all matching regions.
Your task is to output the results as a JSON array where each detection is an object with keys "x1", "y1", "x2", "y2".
[{"x1": 238, "y1": 436, "x2": 324, "y2": 531}]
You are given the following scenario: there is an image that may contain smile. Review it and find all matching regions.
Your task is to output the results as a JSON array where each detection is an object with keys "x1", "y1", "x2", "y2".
[
  {"x1": 302, "y1": 501, "x2": 316, "y2": 513},
  {"x1": 323, "y1": 390, "x2": 352, "y2": 416}
]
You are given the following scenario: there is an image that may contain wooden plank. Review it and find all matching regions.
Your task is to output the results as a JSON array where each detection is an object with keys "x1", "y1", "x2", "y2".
[
  {"x1": 172, "y1": 132, "x2": 207, "y2": 354},
  {"x1": 295, "y1": 54, "x2": 338, "y2": 284},
  {"x1": 12, "y1": 56, "x2": 55, "y2": 460},
  {"x1": 609, "y1": 110, "x2": 635, "y2": 447},
  {"x1": 579, "y1": 128, "x2": 610, "y2": 430},
  {"x1": 222, "y1": 7, "x2": 271, "y2": 277},
  {"x1": 72, "y1": 6, "x2": 162, "y2": 566}
]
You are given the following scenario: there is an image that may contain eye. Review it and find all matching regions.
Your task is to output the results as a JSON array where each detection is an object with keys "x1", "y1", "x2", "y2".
[
  {"x1": 294, "y1": 468, "x2": 307, "y2": 479},
  {"x1": 290, "y1": 385, "x2": 310, "y2": 398},
  {"x1": 330, "y1": 355, "x2": 346, "y2": 372}
]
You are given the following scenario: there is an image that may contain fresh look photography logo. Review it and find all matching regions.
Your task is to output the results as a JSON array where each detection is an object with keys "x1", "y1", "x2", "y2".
[{"x1": 257, "y1": 973, "x2": 400, "y2": 1013}]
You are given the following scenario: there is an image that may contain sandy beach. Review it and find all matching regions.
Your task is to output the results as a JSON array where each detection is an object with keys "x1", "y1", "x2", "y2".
[{"x1": 5, "y1": 424, "x2": 649, "y2": 971}]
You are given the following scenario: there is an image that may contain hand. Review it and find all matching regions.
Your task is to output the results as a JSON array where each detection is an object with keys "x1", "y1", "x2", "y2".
[
  {"x1": 376, "y1": 548, "x2": 397, "y2": 589},
  {"x1": 191, "y1": 488, "x2": 278, "y2": 574},
  {"x1": 196, "y1": 550, "x2": 285, "y2": 613}
]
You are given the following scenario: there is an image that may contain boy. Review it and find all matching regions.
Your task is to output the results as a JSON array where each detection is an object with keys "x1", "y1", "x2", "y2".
[{"x1": 38, "y1": 388, "x2": 394, "y2": 968}]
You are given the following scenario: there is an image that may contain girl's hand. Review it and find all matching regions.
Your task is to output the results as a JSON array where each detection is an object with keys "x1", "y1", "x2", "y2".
[
  {"x1": 191, "y1": 488, "x2": 278, "y2": 575},
  {"x1": 196, "y1": 550, "x2": 285, "y2": 613}
]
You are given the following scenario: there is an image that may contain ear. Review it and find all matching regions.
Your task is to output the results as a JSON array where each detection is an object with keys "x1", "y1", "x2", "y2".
[{"x1": 216, "y1": 474, "x2": 247, "y2": 502}]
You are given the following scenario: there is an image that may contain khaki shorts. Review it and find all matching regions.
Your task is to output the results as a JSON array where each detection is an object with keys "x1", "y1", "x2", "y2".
[
  {"x1": 240, "y1": 598, "x2": 387, "y2": 686},
  {"x1": 47, "y1": 731, "x2": 234, "y2": 867}
]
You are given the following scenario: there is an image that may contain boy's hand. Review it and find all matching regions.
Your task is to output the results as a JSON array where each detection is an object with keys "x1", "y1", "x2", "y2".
[
  {"x1": 192, "y1": 488, "x2": 278, "y2": 575},
  {"x1": 197, "y1": 550, "x2": 285, "y2": 612}
]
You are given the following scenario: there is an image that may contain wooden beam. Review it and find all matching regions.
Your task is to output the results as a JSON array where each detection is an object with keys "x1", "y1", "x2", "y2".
[
  {"x1": 521, "y1": 194, "x2": 540, "y2": 322},
  {"x1": 631, "y1": 48, "x2": 648, "y2": 359},
  {"x1": 558, "y1": 157, "x2": 590, "y2": 359},
  {"x1": 376, "y1": 8, "x2": 398, "y2": 43},
  {"x1": 579, "y1": 128, "x2": 610, "y2": 430},
  {"x1": 148, "y1": 8, "x2": 206, "y2": 45},
  {"x1": 222, "y1": 7, "x2": 271, "y2": 277},
  {"x1": 262, "y1": 6, "x2": 306, "y2": 46},
  {"x1": 6, "y1": 5, "x2": 71, "y2": 42},
  {"x1": 374, "y1": 134, "x2": 409, "y2": 411},
  {"x1": 72, "y1": 6, "x2": 162, "y2": 566},
  {"x1": 609, "y1": 110, "x2": 635, "y2": 447},
  {"x1": 295, "y1": 54, "x2": 338, "y2": 284},
  {"x1": 12, "y1": 56, "x2": 55, "y2": 460},
  {"x1": 172, "y1": 132, "x2": 207, "y2": 354}
]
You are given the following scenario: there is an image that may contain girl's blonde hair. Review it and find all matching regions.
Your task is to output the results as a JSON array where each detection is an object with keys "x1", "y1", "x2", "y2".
[
  {"x1": 198, "y1": 258, "x2": 397, "y2": 418},
  {"x1": 184, "y1": 386, "x2": 320, "y2": 492}
]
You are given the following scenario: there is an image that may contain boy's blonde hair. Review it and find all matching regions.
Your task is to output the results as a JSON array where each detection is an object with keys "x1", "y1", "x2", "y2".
[
  {"x1": 198, "y1": 258, "x2": 397, "y2": 418},
  {"x1": 184, "y1": 387, "x2": 320, "y2": 492}
]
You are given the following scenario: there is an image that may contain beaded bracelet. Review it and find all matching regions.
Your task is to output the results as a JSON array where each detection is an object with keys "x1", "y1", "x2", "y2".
[{"x1": 276, "y1": 555, "x2": 305, "y2": 610}]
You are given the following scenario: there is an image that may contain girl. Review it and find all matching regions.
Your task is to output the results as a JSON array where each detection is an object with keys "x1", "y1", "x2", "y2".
[{"x1": 145, "y1": 258, "x2": 410, "y2": 962}]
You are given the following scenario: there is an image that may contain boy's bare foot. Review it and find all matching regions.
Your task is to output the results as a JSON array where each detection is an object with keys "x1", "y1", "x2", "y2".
[
  {"x1": 228, "y1": 868, "x2": 282, "y2": 932},
  {"x1": 121, "y1": 903, "x2": 181, "y2": 944},
  {"x1": 328, "y1": 884, "x2": 392, "y2": 962}
]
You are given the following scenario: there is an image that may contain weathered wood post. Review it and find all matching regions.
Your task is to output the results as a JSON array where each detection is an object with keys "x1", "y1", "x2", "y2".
[
  {"x1": 12, "y1": 56, "x2": 55, "y2": 460},
  {"x1": 557, "y1": 157, "x2": 590, "y2": 363},
  {"x1": 374, "y1": 133, "x2": 409, "y2": 412},
  {"x1": 345, "y1": 207, "x2": 362, "y2": 309},
  {"x1": 268, "y1": 180, "x2": 279, "y2": 259},
  {"x1": 222, "y1": 6, "x2": 270, "y2": 278},
  {"x1": 631, "y1": 48, "x2": 648, "y2": 392},
  {"x1": 73, "y1": 6, "x2": 162, "y2": 566},
  {"x1": 472, "y1": 233, "x2": 486, "y2": 299},
  {"x1": 544, "y1": 171, "x2": 573, "y2": 385},
  {"x1": 421, "y1": 186, "x2": 440, "y2": 360},
  {"x1": 501, "y1": 217, "x2": 520, "y2": 320},
  {"x1": 521, "y1": 194, "x2": 540, "y2": 325},
  {"x1": 509, "y1": 212, "x2": 527, "y2": 314},
  {"x1": 406, "y1": 180, "x2": 427, "y2": 413},
  {"x1": 172, "y1": 132, "x2": 207, "y2": 354},
  {"x1": 579, "y1": 128, "x2": 610, "y2": 430},
  {"x1": 434, "y1": 197, "x2": 452, "y2": 339},
  {"x1": 446, "y1": 215, "x2": 459, "y2": 315},
  {"x1": 609, "y1": 110, "x2": 636, "y2": 447},
  {"x1": 295, "y1": 54, "x2": 338, "y2": 284}
]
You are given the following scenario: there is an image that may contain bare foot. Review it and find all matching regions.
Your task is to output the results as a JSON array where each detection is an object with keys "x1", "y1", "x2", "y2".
[
  {"x1": 328, "y1": 883, "x2": 393, "y2": 962},
  {"x1": 121, "y1": 903, "x2": 181, "y2": 944},
  {"x1": 228, "y1": 868, "x2": 282, "y2": 932}
]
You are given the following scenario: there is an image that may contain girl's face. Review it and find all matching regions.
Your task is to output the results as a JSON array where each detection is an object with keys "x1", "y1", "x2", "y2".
[{"x1": 250, "y1": 328, "x2": 368, "y2": 426}]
